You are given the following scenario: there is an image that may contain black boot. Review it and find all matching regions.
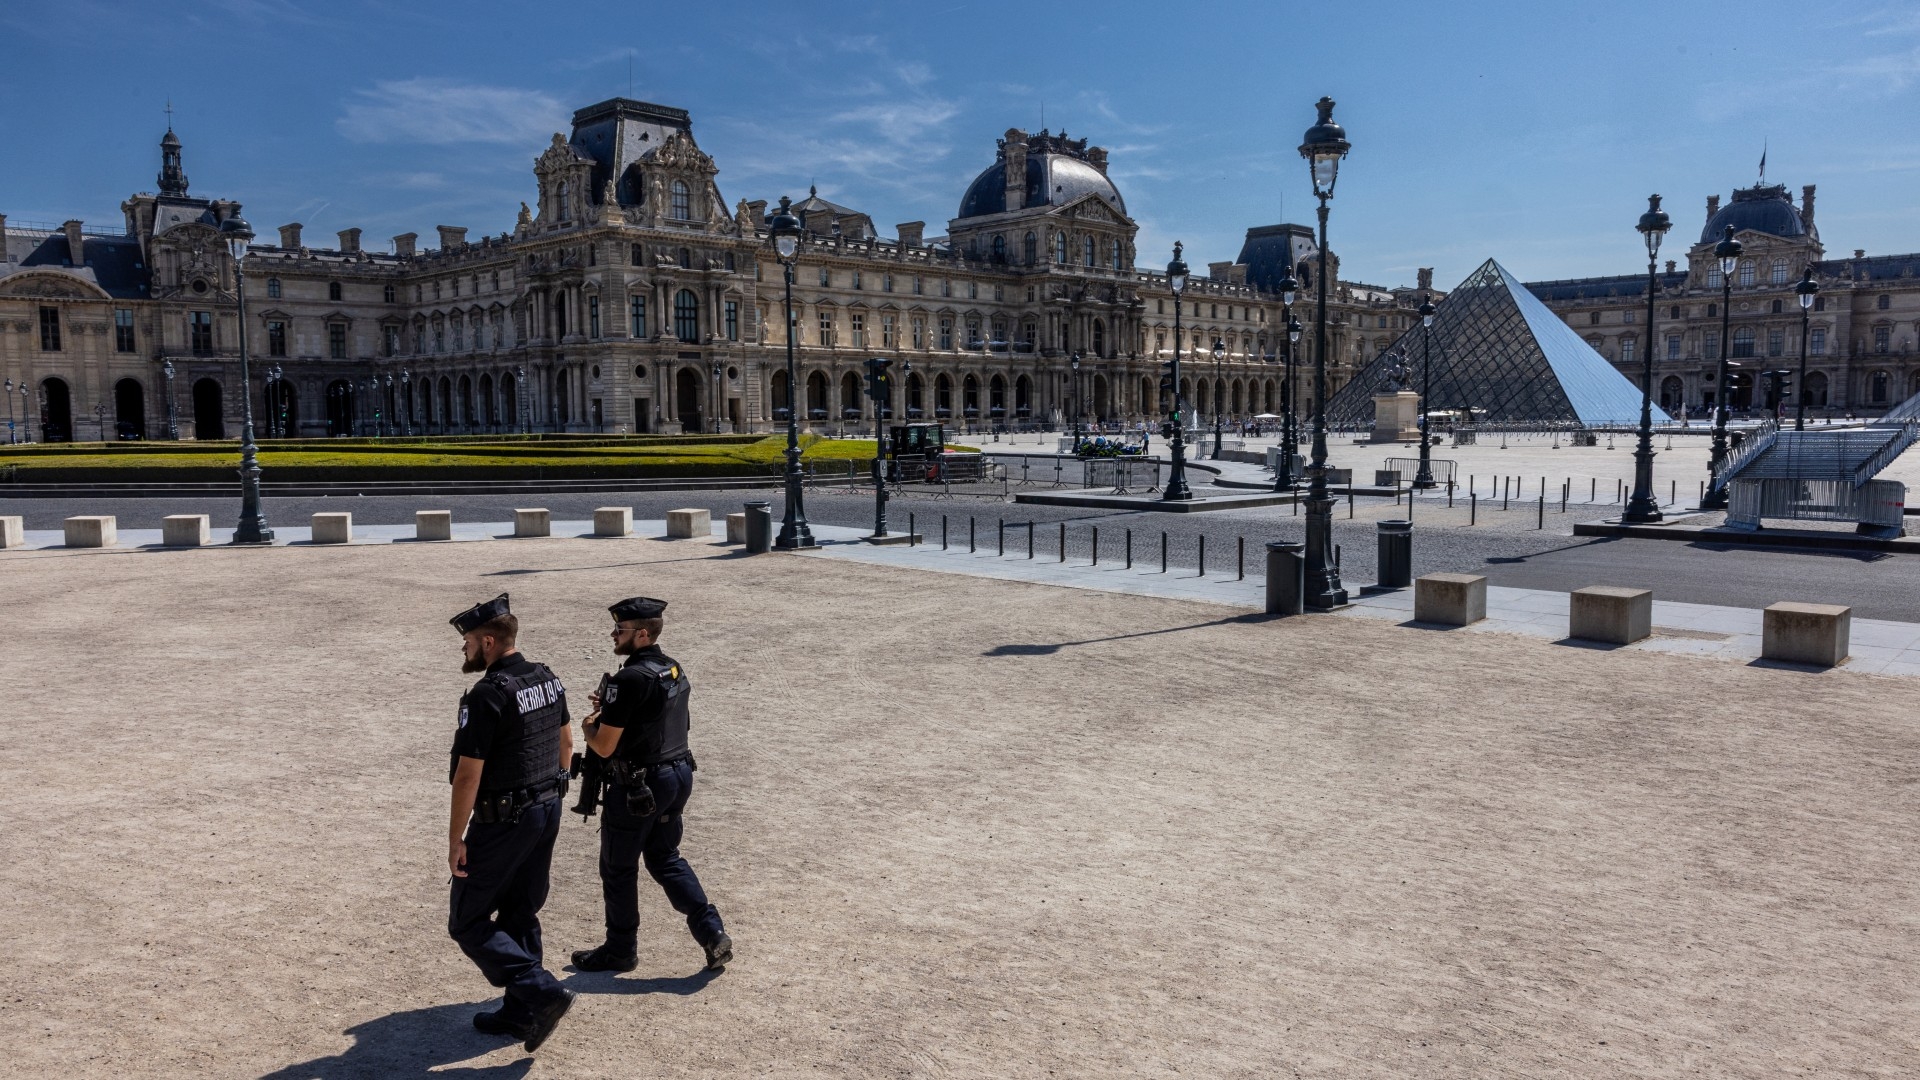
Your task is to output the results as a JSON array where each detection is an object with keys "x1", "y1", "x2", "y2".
[
  {"x1": 522, "y1": 988, "x2": 576, "y2": 1052},
  {"x1": 703, "y1": 931, "x2": 734, "y2": 972},
  {"x1": 472, "y1": 999, "x2": 534, "y2": 1038},
  {"x1": 571, "y1": 943, "x2": 638, "y2": 972}
]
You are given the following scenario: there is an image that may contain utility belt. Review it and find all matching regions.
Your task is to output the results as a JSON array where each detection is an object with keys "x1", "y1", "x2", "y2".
[
  {"x1": 605, "y1": 754, "x2": 695, "y2": 818},
  {"x1": 472, "y1": 774, "x2": 570, "y2": 825}
]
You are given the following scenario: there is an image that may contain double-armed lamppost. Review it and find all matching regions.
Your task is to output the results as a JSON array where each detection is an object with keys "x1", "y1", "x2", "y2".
[
  {"x1": 1210, "y1": 338, "x2": 1227, "y2": 458},
  {"x1": 1162, "y1": 243, "x2": 1193, "y2": 501},
  {"x1": 1298, "y1": 96, "x2": 1350, "y2": 609},
  {"x1": 1623, "y1": 194, "x2": 1672, "y2": 523},
  {"x1": 1795, "y1": 267, "x2": 1819, "y2": 431},
  {"x1": 3, "y1": 378, "x2": 14, "y2": 444},
  {"x1": 769, "y1": 196, "x2": 815, "y2": 548},
  {"x1": 162, "y1": 360, "x2": 177, "y2": 440},
  {"x1": 221, "y1": 213, "x2": 273, "y2": 543},
  {"x1": 1412, "y1": 294, "x2": 1438, "y2": 488},
  {"x1": 1702, "y1": 223, "x2": 1742, "y2": 510}
]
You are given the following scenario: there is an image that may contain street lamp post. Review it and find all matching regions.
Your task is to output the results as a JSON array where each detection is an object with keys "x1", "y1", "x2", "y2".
[
  {"x1": 1702, "y1": 223, "x2": 1742, "y2": 510},
  {"x1": 3, "y1": 378, "x2": 13, "y2": 444},
  {"x1": 1275, "y1": 312, "x2": 1302, "y2": 491},
  {"x1": 384, "y1": 373, "x2": 395, "y2": 437},
  {"x1": 1623, "y1": 194, "x2": 1672, "y2": 523},
  {"x1": 769, "y1": 196, "x2": 815, "y2": 548},
  {"x1": 1795, "y1": 267, "x2": 1819, "y2": 431},
  {"x1": 163, "y1": 360, "x2": 177, "y2": 440},
  {"x1": 266, "y1": 363, "x2": 283, "y2": 438},
  {"x1": 1210, "y1": 338, "x2": 1227, "y2": 459},
  {"x1": 1070, "y1": 352, "x2": 1082, "y2": 451},
  {"x1": 94, "y1": 402, "x2": 109, "y2": 442},
  {"x1": 517, "y1": 365, "x2": 529, "y2": 435},
  {"x1": 1297, "y1": 95, "x2": 1351, "y2": 609},
  {"x1": 20, "y1": 382, "x2": 30, "y2": 443},
  {"x1": 1162, "y1": 243, "x2": 1194, "y2": 501},
  {"x1": 221, "y1": 213, "x2": 272, "y2": 543},
  {"x1": 400, "y1": 368, "x2": 412, "y2": 437},
  {"x1": 1413, "y1": 293, "x2": 1438, "y2": 489},
  {"x1": 864, "y1": 356, "x2": 892, "y2": 539}
]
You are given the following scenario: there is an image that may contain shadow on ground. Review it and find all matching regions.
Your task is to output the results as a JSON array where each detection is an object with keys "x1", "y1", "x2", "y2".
[{"x1": 257, "y1": 1002, "x2": 533, "y2": 1080}]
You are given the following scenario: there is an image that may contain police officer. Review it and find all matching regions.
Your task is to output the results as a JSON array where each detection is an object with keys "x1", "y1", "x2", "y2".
[
  {"x1": 572, "y1": 596, "x2": 733, "y2": 973},
  {"x1": 445, "y1": 592, "x2": 577, "y2": 1051}
]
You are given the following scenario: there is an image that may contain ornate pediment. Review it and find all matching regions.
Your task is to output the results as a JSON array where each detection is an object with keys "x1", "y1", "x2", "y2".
[
  {"x1": 0, "y1": 271, "x2": 112, "y2": 300},
  {"x1": 649, "y1": 131, "x2": 716, "y2": 174}
]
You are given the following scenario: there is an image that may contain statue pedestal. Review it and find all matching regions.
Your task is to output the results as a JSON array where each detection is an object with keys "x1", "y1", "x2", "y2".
[{"x1": 1370, "y1": 391, "x2": 1421, "y2": 443}]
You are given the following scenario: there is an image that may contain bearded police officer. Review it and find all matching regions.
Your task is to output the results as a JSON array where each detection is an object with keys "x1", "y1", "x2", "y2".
[
  {"x1": 572, "y1": 596, "x2": 733, "y2": 974},
  {"x1": 446, "y1": 593, "x2": 577, "y2": 1051}
]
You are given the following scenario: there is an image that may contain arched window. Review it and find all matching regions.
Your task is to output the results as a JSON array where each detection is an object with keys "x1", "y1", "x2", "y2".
[
  {"x1": 1023, "y1": 232, "x2": 1037, "y2": 265},
  {"x1": 1054, "y1": 233, "x2": 1068, "y2": 264},
  {"x1": 266, "y1": 277, "x2": 281, "y2": 298},
  {"x1": 671, "y1": 180, "x2": 691, "y2": 219},
  {"x1": 328, "y1": 281, "x2": 342, "y2": 301},
  {"x1": 1871, "y1": 370, "x2": 1890, "y2": 403},
  {"x1": 1737, "y1": 260, "x2": 1755, "y2": 287},
  {"x1": 992, "y1": 235, "x2": 1006, "y2": 262},
  {"x1": 1083, "y1": 236, "x2": 1096, "y2": 266},
  {"x1": 674, "y1": 289, "x2": 700, "y2": 341},
  {"x1": 1770, "y1": 259, "x2": 1788, "y2": 285},
  {"x1": 1111, "y1": 239, "x2": 1123, "y2": 270},
  {"x1": 555, "y1": 180, "x2": 569, "y2": 218}
]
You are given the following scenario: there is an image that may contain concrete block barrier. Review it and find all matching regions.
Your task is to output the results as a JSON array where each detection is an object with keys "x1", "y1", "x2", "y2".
[
  {"x1": 1763, "y1": 602, "x2": 1851, "y2": 667},
  {"x1": 725, "y1": 512, "x2": 747, "y2": 545},
  {"x1": 161, "y1": 515, "x2": 210, "y2": 547},
  {"x1": 666, "y1": 508, "x2": 710, "y2": 539},
  {"x1": 415, "y1": 511, "x2": 453, "y2": 541},
  {"x1": 1414, "y1": 573, "x2": 1486, "y2": 626},
  {"x1": 514, "y1": 509, "x2": 551, "y2": 538},
  {"x1": 0, "y1": 516, "x2": 23, "y2": 549},
  {"x1": 594, "y1": 507, "x2": 633, "y2": 537},
  {"x1": 1569, "y1": 585, "x2": 1652, "y2": 644},
  {"x1": 64, "y1": 516, "x2": 116, "y2": 548},
  {"x1": 311, "y1": 512, "x2": 353, "y2": 544}
]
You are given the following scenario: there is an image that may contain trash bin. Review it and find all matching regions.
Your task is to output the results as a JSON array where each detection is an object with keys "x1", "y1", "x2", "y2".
[
  {"x1": 1376, "y1": 519, "x2": 1412, "y2": 588},
  {"x1": 744, "y1": 501, "x2": 772, "y2": 554},
  {"x1": 1265, "y1": 541, "x2": 1305, "y2": 616}
]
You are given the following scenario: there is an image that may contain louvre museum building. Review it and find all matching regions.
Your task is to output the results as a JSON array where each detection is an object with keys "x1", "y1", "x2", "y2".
[{"x1": 1, "y1": 96, "x2": 1914, "y2": 441}]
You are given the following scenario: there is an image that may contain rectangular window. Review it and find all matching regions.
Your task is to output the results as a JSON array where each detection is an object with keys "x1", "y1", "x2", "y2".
[
  {"x1": 434, "y1": 326, "x2": 444, "y2": 353},
  {"x1": 38, "y1": 306, "x2": 61, "y2": 351},
  {"x1": 882, "y1": 314, "x2": 896, "y2": 348},
  {"x1": 1767, "y1": 328, "x2": 1784, "y2": 356},
  {"x1": 884, "y1": 273, "x2": 893, "y2": 293},
  {"x1": 819, "y1": 268, "x2": 831, "y2": 287},
  {"x1": 1738, "y1": 261, "x2": 1755, "y2": 287},
  {"x1": 493, "y1": 311, "x2": 505, "y2": 347},
  {"x1": 189, "y1": 310, "x2": 213, "y2": 353},
  {"x1": 113, "y1": 308, "x2": 136, "y2": 352},
  {"x1": 452, "y1": 319, "x2": 464, "y2": 352},
  {"x1": 1667, "y1": 333, "x2": 1681, "y2": 359},
  {"x1": 268, "y1": 320, "x2": 287, "y2": 357},
  {"x1": 968, "y1": 281, "x2": 978, "y2": 300},
  {"x1": 630, "y1": 296, "x2": 647, "y2": 338},
  {"x1": 589, "y1": 296, "x2": 601, "y2": 339},
  {"x1": 725, "y1": 301, "x2": 739, "y2": 341},
  {"x1": 939, "y1": 317, "x2": 953, "y2": 350},
  {"x1": 911, "y1": 317, "x2": 925, "y2": 349},
  {"x1": 1810, "y1": 328, "x2": 1827, "y2": 354},
  {"x1": 329, "y1": 323, "x2": 348, "y2": 359},
  {"x1": 1875, "y1": 326, "x2": 1891, "y2": 353},
  {"x1": 852, "y1": 271, "x2": 863, "y2": 290},
  {"x1": 941, "y1": 279, "x2": 952, "y2": 298},
  {"x1": 1706, "y1": 267, "x2": 1723, "y2": 289},
  {"x1": 913, "y1": 275, "x2": 923, "y2": 295},
  {"x1": 384, "y1": 325, "x2": 399, "y2": 356},
  {"x1": 1621, "y1": 338, "x2": 1635, "y2": 364},
  {"x1": 851, "y1": 313, "x2": 866, "y2": 347},
  {"x1": 818, "y1": 311, "x2": 834, "y2": 347},
  {"x1": 1623, "y1": 310, "x2": 1635, "y2": 324},
  {"x1": 966, "y1": 318, "x2": 981, "y2": 347},
  {"x1": 1705, "y1": 331, "x2": 1719, "y2": 359}
]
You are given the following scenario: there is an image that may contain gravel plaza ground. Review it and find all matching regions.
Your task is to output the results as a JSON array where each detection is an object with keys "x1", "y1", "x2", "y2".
[{"x1": 4, "y1": 528, "x2": 1918, "y2": 1078}]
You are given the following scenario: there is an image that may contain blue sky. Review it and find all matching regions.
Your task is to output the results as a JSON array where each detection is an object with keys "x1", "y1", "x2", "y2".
[{"x1": 4, "y1": 0, "x2": 1917, "y2": 289}]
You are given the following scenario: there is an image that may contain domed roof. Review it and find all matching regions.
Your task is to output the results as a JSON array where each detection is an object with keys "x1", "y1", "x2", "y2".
[
  {"x1": 957, "y1": 130, "x2": 1125, "y2": 220},
  {"x1": 1701, "y1": 184, "x2": 1806, "y2": 244}
]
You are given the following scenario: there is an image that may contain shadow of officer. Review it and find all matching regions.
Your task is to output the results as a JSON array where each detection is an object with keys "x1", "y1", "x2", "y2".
[
  {"x1": 444, "y1": 593, "x2": 576, "y2": 1053},
  {"x1": 256, "y1": 1002, "x2": 536, "y2": 1079},
  {"x1": 571, "y1": 596, "x2": 733, "y2": 975}
]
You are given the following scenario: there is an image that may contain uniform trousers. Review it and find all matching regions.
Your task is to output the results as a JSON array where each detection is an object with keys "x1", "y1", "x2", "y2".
[
  {"x1": 449, "y1": 794, "x2": 566, "y2": 1012},
  {"x1": 601, "y1": 760, "x2": 724, "y2": 950}
]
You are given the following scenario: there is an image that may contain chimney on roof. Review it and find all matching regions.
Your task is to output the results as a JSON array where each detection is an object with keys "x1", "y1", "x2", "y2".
[
  {"x1": 1086, "y1": 146, "x2": 1109, "y2": 176},
  {"x1": 1854, "y1": 249, "x2": 1865, "y2": 259},
  {"x1": 803, "y1": 209, "x2": 834, "y2": 236},
  {"x1": 393, "y1": 232, "x2": 417, "y2": 258},
  {"x1": 745, "y1": 200, "x2": 767, "y2": 227},
  {"x1": 1666, "y1": 259, "x2": 1677, "y2": 273},
  {"x1": 1208, "y1": 261, "x2": 1235, "y2": 282},
  {"x1": 278, "y1": 223, "x2": 303, "y2": 249},
  {"x1": 1003, "y1": 128, "x2": 1028, "y2": 213},
  {"x1": 897, "y1": 221, "x2": 925, "y2": 248},
  {"x1": 1417, "y1": 267, "x2": 1433, "y2": 292},
  {"x1": 1706, "y1": 194, "x2": 1721, "y2": 219},
  {"x1": 63, "y1": 220, "x2": 84, "y2": 264},
  {"x1": 1801, "y1": 184, "x2": 1816, "y2": 229},
  {"x1": 337, "y1": 227, "x2": 361, "y2": 254},
  {"x1": 436, "y1": 225, "x2": 468, "y2": 250}
]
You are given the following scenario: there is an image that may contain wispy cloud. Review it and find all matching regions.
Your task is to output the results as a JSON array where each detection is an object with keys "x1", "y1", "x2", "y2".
[{"x1": 336, "y1": 78, "x2": 566, "y2": 146}]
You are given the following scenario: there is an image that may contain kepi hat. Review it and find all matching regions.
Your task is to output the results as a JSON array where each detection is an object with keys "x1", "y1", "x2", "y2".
[
  {"x1": 450, "y1": 592, "x2": 511, "y2": 634},
  {"x1": 609, "y1": 596, "x2": 667, "y2": 622}
]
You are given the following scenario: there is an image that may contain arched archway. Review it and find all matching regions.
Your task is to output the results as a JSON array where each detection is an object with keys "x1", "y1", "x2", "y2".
[
  {"x1": 191, "y1": 378, "x2": 223, "y2": 440},
  {"x1": 840, "y1": 371, "x2": 863, "y2": 421},
  {"x1": 907, "y1": 371, "x2": 925, "y2": 418},
  {"x1": 934, "y1": 374, "x2": 953, "y2": 418},
  {"x1": 437, "y1": 377, "x2": 454, "y2": 433},
  {"x1": 989, "y1": 375, "x2": 1007, "y2": 423},
  {"x1": 1802, "y1": 371, "x2": 1829, "y2": 408},
  {"x1": 1092, "y1": 320, "x2": 1106, "y2": 359},
  {"x1": 962, "y1": 375, "x2": 980, "y2": 421},
  {"x1": 479, "y1": 374, "x2": 495, "y2": 430},
  {"x1": 36, "y1": 377, "x2": 72, "y2": 442},
  {"x1": 771, "y1": 370, "x2": 791, "y2": 419},
  {"x1": 459, "y1": 375, "x2": 475, "y2": 433},
  {"x1": 1014, "y1": 374, "x2": 1032, "y2": 420},
  {"x1": 1093, "y1": 374, "x2": 1111, "y2": 421},
  {"x1": 806, "y1": 371, "x2": 829, "y2": 420},
  {"x1": 674, "y1": 367, "x2": 702, "y2": 432},
  {"x1": 555, "y1": 369, "x2": 572, "y2": 427},
  {"x1": 114, "y1": 378, "x2": 146, "y2": 440},
  {"x1": 1140, "y1": 376, "x2": 1155, "y2": 417},
  {"x1": 325, "y1": 379, "x2": 355, "y2": 437},
  {"x1": 500, "y1": 372, "x2": 518, "y2": 430},
  {"x1": 1660, "y1": 376, "x2": 1684, "y2": 412}
]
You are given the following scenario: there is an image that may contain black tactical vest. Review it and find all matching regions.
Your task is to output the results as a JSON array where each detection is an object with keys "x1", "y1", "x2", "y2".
[
  {"x1": 617, "y1": 652, "x2": 692, "y2": 766},
  {"x1": 472, "y1": 661, "x2": 568, "y2": 793}
]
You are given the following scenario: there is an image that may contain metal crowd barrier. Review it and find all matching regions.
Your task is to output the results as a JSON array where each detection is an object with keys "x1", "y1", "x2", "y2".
[
  {"x1": 1725, "y1": 477, "x2": 1906, "y2": 536},
  {"x1": 1382, "y1": 456, "x2": 1458, "y2": 485},
  {"x1": 1085, "y1": 457, "x2": 1161, "y2": 494}
]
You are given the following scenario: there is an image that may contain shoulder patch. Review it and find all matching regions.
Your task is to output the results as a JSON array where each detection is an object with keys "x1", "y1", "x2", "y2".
[
  {"x1": 458, "y1": 704, "x2": 469, "y2": 729},
  {"x1": 603, "y1": 683, "x2": 618, "y2": 704}
]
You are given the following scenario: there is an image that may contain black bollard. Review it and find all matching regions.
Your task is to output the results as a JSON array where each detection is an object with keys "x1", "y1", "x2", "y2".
[{"x1": 1265, "y1": 541, "x2": 1305, "y2": 615}]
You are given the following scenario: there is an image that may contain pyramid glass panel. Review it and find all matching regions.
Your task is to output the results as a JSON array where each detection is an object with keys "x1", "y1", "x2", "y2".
[{"x1": 1324, "y1": 259, "x2": 1669, "y2": 427}]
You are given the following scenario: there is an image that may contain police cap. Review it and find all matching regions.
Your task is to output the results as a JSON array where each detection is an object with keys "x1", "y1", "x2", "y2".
[
  {"x1": 609, "y1": 596, "x2": 667, "y2": 622},
  {"x1": 450, "y1": 592, "x2": 511, "y2": 634}
]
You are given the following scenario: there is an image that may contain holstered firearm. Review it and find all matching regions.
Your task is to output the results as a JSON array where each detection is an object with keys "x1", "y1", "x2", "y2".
[{"x1": 569, "y1": 750, "x2": 605, "y2": 818}]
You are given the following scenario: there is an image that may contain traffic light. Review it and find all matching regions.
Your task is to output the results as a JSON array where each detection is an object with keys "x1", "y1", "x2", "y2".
[
  {"x1": 1157, "y1": 358, "x2": 1176, "y2": 396},
  {"x1": 863, "y1": 357, "x2": 892, "y2": 402}
]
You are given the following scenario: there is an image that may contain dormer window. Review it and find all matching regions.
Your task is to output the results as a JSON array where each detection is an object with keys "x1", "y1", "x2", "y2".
[{"x1": 671, "y1": 180, "x2": 691, "y2": 220}]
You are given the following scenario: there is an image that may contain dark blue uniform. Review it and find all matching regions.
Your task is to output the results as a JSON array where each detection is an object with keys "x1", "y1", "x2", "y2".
[
  {"x1": 448, "y1": 654, "x2": 571, "y2": 1022},
  {"x1": 596, "y1": 645, "x2": 725, "y2": 955}
]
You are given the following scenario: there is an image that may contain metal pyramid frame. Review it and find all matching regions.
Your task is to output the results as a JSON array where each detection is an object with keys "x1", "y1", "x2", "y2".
[{"x1": 1325, "y1": 258, "x2": 1668, "y2": 427}]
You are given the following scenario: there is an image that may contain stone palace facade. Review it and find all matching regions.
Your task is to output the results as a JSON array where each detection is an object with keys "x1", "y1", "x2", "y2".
[{"x1": 0, "y1": 97, "x2": 1431, "y2": 441}]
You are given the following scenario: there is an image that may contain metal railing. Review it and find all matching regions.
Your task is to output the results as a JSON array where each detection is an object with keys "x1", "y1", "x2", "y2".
[
  {"x1": 1725, "y1": 477, "x2": 1906, "y2": 535},
  {"x1": 1085, "y1": 458, "x2": 1161, "y2": 494},
  {"x1": 1710, "y1": 419, "x2": 1779, "y2": 491},
  {"x1": 1382, "y1": 456, "x2": 1458, "y2": 485}
]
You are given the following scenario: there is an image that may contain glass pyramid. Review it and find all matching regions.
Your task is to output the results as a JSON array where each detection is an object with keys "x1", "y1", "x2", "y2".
[{"x1": 1325, "y1": 259, "x2": 1669, "y2": 427}]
